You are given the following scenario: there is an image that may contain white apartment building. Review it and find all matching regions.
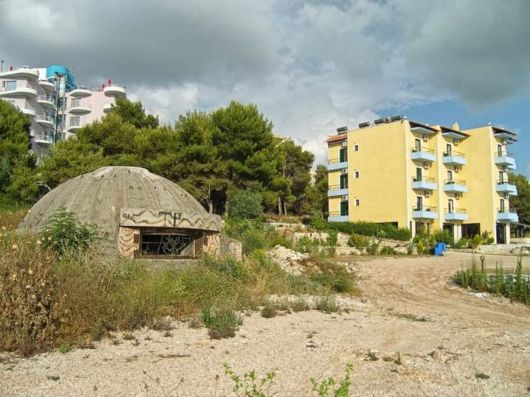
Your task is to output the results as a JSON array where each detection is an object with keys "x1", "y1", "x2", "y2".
[{"x1": 0, "y1": 64, "x2": 126, "y2": 158}]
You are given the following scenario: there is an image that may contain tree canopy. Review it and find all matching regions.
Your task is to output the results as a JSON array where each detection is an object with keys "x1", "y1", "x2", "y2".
[
  {"x1": 0, "y1": 101, "x2": 37, "y2": 202},
  {"x1": 509, "y1": 172, "x2": 530, "y2": 225},
  {"x1": 36, "y1": 99, "x2": 315, "y2": 215}
]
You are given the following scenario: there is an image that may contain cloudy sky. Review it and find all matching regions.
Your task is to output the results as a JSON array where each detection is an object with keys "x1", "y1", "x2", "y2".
[{"x1": 1, "y1": 0, "x2": 529, "y2": 175}]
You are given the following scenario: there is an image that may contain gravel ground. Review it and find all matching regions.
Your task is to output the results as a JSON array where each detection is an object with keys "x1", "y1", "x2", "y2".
[{"x1": 1, "y1": 252, "x2": 529, "y2": 396}]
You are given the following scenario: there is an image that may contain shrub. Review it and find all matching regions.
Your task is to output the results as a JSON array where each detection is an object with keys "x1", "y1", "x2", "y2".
[
  {"x1": 471, "y1": 234, "x2": 483, "y2": 248},
  {"x1": 202, "y1": 306, "x2": 242, "y2": 339},
  {"x1": 454, "y1": 238, "x2": 470, "y2": 249},
  {"x1": 260, "y1": 302, "x2": 278, "y2": 318},
  {"x1": 227, "y1": 191, "x2": 264, "y2": 220},
  {"x1": 315, "y1": 296, "x2": 340, "y2": 313},
  {"x1": 433, "y1": 229, "x2": 452, "y2": 245},
  {"x1": 366, "y1": 241, "x2": 380, "y2": 255},
  {"x1": 347, "y1": 233, "x2": 369, "y2": 249},
  {"x1": 312, "y1": 220, "x2": 411, "y2": 241},
  {"x1": 40, "y1": 209, "x2": 99, "y2": 255},
  {"x1": 380, "y1": 246, "x2": 397, "y2": 255}
]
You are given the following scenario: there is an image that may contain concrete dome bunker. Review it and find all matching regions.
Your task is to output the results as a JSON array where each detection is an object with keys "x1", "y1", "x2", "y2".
[{"x1": 19, "y1": 166, "x2": 241, "y2": 259}]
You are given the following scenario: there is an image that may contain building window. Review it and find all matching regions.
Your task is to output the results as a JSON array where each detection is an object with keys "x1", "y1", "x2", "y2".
[
  {"x1": 499, "y1": 171, "x2": 504, "y2": 183},
  {"x1": 446, "y1": 143, "x2": 452, "y2": 156},
  {"x1": 416, "y1": 196, "x2": 423, "y2": 211},
  {"x1": 141, "y1": 233, "x2": 193, "y2": 256},
  {"x1": 354, "y1": 170, "x2": 360, "y2": 178},
  {"x1": 414, "y1": 138, "x2": 421, "y2": 152},
  {"x1": 499, "y1": 199, "x2": 505, "y2": 213},
  {"x1": 340, "y1": 174, "x2": 348, "y2": 189},
  {"x1": 70, "y1": 116, "x2": 80, "y2": 127},
  {"x1": 415, "y1": 167, "x2": 422, "y2": 181},
  {"x1": 355, "y1": 198, "x2": 360, "y2": 207},
  {"x1": 448, "y1": 199, "x2": 454, "y2": 213},
  {"x1": 340, "y1": 201, "x2": 349, "y2": 216},
  {"x1": 2, "y1": 80, "x2": 16, "y2": 91},
  {"x1": 447, "y1": 170, "x2": 453, "y2": 182},
  {"x1": 497, "y1": 144, "x2": 503, "y2": 157},
  {"x1": 339, "y1": 147, "x2": 347, "y2": 162},
  {"x1": 353, "y1": 144, "x2": 359, "y2": 152}
]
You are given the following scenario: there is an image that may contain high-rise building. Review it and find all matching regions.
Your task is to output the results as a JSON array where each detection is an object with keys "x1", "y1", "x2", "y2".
[
  {"x1": 0, "y1": 63, "x2": 126, "y2": 159},
  {"x1": 326, "y1": 116, "x2": 519, "y2": 244}
]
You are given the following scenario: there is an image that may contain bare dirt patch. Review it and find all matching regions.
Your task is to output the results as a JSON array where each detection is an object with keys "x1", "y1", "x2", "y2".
[{"x1": 1, "y1": 252, "x2": 528, "y2": 396}]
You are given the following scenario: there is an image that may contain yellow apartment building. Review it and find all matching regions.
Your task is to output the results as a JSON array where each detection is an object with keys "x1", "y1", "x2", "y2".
[{"x1": 327, "y1": 116, "x2": 518, "y2": 243}]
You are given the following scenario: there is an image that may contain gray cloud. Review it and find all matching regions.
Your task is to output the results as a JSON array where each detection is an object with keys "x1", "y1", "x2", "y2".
[{"x1": 1, "y1": 0, "x2": 529, "y2": 164}]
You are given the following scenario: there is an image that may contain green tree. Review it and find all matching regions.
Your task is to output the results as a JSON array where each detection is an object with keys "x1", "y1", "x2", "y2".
[
  {"x1": 509, "y1": 172, "x2": 530, "y2": 225},
  {"x1": 227, "y1": 190, "x2": 264, "y2": 220},
  {"x1": 110, "y1": 99, "x2": 159, "y2": 129},
  {"x1": 0, "y1": 101, "x2": 38, "y2": 202},
  {"x1": 306, "y1": 164, "x2": 329, "y2": 217}
]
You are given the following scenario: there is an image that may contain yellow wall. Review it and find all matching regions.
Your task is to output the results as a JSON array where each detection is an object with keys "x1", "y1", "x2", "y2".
[
  {"x1": 326, "y1": 120, "x2": 516, "y2": 241},
  {"x1": 345, "y1": 121, "x2": 409, "y2": 227}
]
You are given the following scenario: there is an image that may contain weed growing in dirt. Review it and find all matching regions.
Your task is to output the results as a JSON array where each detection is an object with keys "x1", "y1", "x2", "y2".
[
  {"x1": 315, "y1": 296, "x2": 340, "y2": 314},
  {"x1": 454, "y1": 254, "x2": 530, "y2": 306},
  {"x1": 202, "y1": 306, "x2": 242, "y2": 339},
  {"x1": 260, "y1": 302, "x2": 278, "y2": 318},
  {"x1": 224, "y1": 363, "x2": 277, "y2": 397},
  {"x1": 310, "y1": 364, "x2": 353, "y2": 397}
]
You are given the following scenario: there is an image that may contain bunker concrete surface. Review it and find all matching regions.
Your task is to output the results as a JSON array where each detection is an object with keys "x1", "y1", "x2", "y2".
[{"x1": 19, "y1": 166, "x2": 241, "y2": 259}]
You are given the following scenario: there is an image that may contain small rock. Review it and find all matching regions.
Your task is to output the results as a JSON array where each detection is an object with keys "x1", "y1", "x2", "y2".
[{"x1": 47, "y1": 375, "x2": 60, "y2": 381}]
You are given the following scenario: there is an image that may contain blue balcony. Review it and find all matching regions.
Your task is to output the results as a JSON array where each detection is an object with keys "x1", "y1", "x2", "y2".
[
  {"x1": 412, "y1": 177, "x2": 437, "y2": 191},
  {"x1": 328, "y1": 215, "x2": 349, "y2": 222},
  {"x1": 496, "y1": 182, "x2": 517, "y2": 196},
  {"x1": 327, "y1": 186, "x2": 349, "y2": 198},
  {"x1": 445, "y1": 209, "x2": 468, "y2": 222},
  {"x1": 412, "y1": 206, "x2": 438, "y2": 220},
  {"x1": 411, "y1": 148, "x2": 435, "y2": 162},
  {"x1": 327, "y1": 161, "x2": 348, "y2": 171},
  {"x1": 497, "y1": 210, "x2": 518, "y2": 223},
  {"x1": 495, "y1": 154, "x2": 516, "y2": 170},
  {"x1": 443, "y1": 151, "x2": 466, "y2": 166},
  {"x1": 443, "y1": 180, "x2": 468, "y2": 193}
]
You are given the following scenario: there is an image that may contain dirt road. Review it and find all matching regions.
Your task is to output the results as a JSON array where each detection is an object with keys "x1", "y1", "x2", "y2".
[{"x1": 1, "y1": 252, "x2": 529, "y2": 396}]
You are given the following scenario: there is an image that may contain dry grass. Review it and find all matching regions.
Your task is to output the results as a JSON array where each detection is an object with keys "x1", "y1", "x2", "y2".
[
  {"x1": 0, "y1": 232, "x2": 357, "y2": 355},
  {"x1": 0, "y1": 207, "x2": 28, "y2": 232}
]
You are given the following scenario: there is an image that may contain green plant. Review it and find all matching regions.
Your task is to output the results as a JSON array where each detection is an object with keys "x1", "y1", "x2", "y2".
[
  {"x1": 40, "y1": 209, "x2": 99, "y2": 255},
  {"x1": 260, "y1": 302, "x2": 278, "y2": 318},
  {"x1": 471, "y1": 234, "x2": 483, "y2": 249},
  {"x1": 454, "y1": 238, "x2": 471, "y2": 249},
  {"x1": 315, "y1": 296, "x2": 340, "y2": 313},
  {"x1": 291, "y1": 298, "x2": 310, "y2": 312},
  {"x1": 227, "y1": 191, "x2": 264, "y2": 220},
  {"x1": 58, "y1": 343, "x2": 71, "y2": 354},
  {"x1": 201, "y1": 306, "x2": 242, "y2": 339},
  {"x1": 433, "y1": 229, "x2": 452, "y2": 245},
  {"x1": 347, "y1": 233, "x2": 369, "y2": 250},
  {"x1": 224, "y1": 363, "x2": 277, "y2": 397},
  {"x1": 310, "y1": 364, "x2": 353, "y2": 397},
  {"x1": 380, "y1": 246, "x2": 397, "y2": 255},
  {"x1": 366, "y1": 241, "x2": 380, "y2": 255}
]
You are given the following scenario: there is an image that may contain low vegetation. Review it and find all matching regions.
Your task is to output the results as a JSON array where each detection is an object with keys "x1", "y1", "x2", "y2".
[
  {"x1": 0, "y1": 211, "x2": 357, "y2": 354},
  {"x1": 310, "y1": 217, "x2": 411, "y2": 242},
  {"x1": 454, "y1": 255, "x2": 530, "y2": 305}
]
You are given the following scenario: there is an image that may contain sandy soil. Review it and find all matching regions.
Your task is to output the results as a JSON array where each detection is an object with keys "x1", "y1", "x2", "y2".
[{"x1": 1, "y1": 252, "x2": 529, "y2": 396}]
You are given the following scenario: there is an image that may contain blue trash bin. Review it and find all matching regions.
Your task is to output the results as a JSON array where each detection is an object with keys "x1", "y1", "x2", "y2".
[{"x1": 434, "y1": 242, "x2": 447, "y2": 256}]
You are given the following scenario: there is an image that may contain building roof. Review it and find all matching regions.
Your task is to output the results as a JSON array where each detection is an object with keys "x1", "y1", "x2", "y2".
[
  {"x1": 19, "y1": 167, "x2": 221, "y2": 252},
  {"x1": 440, "y1": 125, "x2": 470, "y2": 140},
  {"x1": 326, "y1": 133, "x2": 348, "y2": 144},
  {"x1": 408, "y1": 120, "x2": 438, "y2": 134},
  {"x1": 492, "y1": 126, "x2": 518, "y2": 143}
]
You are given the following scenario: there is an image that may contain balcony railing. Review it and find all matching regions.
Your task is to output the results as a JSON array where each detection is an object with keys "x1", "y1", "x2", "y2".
[
  {"x1": 497, "y1": 208, "x2": 519, "y2": 223},
  {"x1": 413, "y1": 205, "x2": 437, "y2": 212},
  {"x1": 413, "y1": 176, "x2": 435, "y2": 183},
  {"x1": 36, "y1": 113, "x2": 54, "y2": 122},
  {"x1": 38, "y1": 94, "x2": 54, "y2": 102},
  {"x1": 443, "y1": 150, "x2": 465, "y2": 158},
  {"x1": 327, "y1": 158, "x2": 348, "y2": 171},
  {"x1": 445, "y1": 207, "x2": 468, "y2": 221},
  {"x1": 496, "y1": 180, "x2": 517, "y2": 195},
  {"x1": 412, "y1": 176, "x2": 437, "y2": 191},
  {"x1": 327, "y1": 184, "x2": 348, "y2": 197},
  {"x1": 444, "y1": 179, "x2": 466, "y2": 185},
  {"x1": 445, "y1": 208, "x2": 467, "y2": 214},
  {"x1": 411, "y1": 147, "x2": 436, "y2": 162}
]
